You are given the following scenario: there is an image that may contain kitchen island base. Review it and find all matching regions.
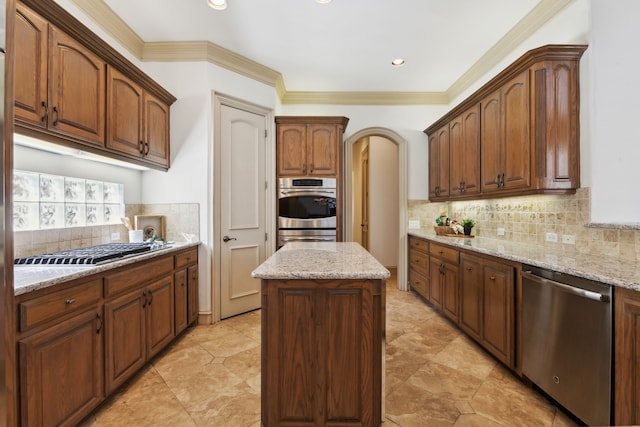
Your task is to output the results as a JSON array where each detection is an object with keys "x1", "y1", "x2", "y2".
[{"x1": 260, "y1": 277, "x2": 385, "y2": 427}]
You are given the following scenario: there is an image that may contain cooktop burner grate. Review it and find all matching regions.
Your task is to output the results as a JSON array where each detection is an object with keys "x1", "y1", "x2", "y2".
[{"x1": 14, "y1": 243, "x2": 152, "y2": 265}]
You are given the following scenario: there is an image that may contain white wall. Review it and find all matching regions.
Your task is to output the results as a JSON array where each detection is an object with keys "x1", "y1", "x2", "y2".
[{"x1": 368, "y1": 137, "x2": 399, "y2": 267}]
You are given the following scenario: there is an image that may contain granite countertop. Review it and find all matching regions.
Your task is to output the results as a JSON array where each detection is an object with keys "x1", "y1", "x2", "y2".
[
  {"x1": 251, "y1": 242, "x2": 390, "y2": 280},
  {"x1": 408, "y1": 228, "x2": 640, "y2": 292},
  {"x1": 14, "y1": 241, "x2": 200, "y2": 296}
]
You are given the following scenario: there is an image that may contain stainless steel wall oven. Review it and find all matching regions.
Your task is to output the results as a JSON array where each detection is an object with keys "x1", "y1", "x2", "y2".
[{"x1": 278, "y1": 177, "x2": 337, "y2": 246}]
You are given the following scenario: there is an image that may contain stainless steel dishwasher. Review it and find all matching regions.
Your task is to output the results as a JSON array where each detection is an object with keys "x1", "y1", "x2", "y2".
[{"x1": 521, "y1": 265, "x2": 612, "y2": 426}]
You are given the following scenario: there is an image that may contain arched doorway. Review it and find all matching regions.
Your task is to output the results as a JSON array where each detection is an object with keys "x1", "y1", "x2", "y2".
[{"x1": 344, "y1": 127, "x2": 408, "y2": 291}]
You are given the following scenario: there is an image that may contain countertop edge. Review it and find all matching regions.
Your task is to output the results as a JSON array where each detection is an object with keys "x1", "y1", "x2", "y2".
[
  {"x1": 14, "y1": 242, "x2": 201, "y2": 296},
  {"x1": 408, "y1": 230, "x2": 640, "y2": 291}
]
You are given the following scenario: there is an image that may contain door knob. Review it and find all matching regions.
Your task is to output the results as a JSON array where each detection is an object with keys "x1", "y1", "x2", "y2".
[{"x1": 223, "y1": 235, "x2": 237, "y2": 242}]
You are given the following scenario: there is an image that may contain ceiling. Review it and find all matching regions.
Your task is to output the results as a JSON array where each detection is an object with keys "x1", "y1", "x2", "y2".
[{"x1": 73, "y1": 0, "x2": 573, "y2": 103}]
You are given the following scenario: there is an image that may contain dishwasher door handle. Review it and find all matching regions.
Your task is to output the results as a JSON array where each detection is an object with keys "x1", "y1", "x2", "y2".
[{"x1": 522, "y1": 270, "x2": 610, "y2": 302}]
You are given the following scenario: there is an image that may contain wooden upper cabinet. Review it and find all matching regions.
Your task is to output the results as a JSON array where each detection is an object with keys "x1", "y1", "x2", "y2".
[
  {"x1": 49, "y1": 27, "x2": 106, "y2": 147},
  {"x1": 481, "y1": 70, "x2": 530, "y2": 193},
  {"x1": 276, "y1": 117, "x2": 349, "y2": 178},
  {"x1": 449, "y1": 104, "x2": 480, "y2": 197},
  {"x1": 428, "y1": 124, "x2": 450, "y2": 200},
  {"x1": 15, "y1": 4, "x2": 48, "y2": 126},
  {"x1": 15, "y1": 1, "x2": 176, "y2": 171},
  {"x1": 425, "y1": 44, "x2": 587, "y2": 200}
]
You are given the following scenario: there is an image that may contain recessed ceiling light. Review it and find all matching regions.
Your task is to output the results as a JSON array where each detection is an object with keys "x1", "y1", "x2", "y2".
[
  {"x1": 391, "y1": 58, "x2": 405, "y2": 67},
  {"x1": 207, "y1": 0, "x2": 227, "y2": 10},
  {"x1": 316, "y1": 0, "x2": 332, "y2": 3}
]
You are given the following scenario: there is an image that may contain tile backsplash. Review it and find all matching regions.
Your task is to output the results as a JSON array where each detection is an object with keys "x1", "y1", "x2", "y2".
[
  {"x1": 408, "y1": 188, "x2": 640, "y2": 262},
  {"x1": 14, "y1": 203, "x2": 200, "y2": 259}
]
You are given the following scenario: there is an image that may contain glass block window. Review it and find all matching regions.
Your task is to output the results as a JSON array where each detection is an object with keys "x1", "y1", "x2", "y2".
[{"x1": 13, "y1": 170, "x2": 124, "y2": 231}]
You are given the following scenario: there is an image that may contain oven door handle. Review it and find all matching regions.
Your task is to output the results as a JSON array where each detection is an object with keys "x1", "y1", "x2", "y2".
[
  {"x1": 280, "y1": 189, "x2": 335, "y2": 195},
  {"x1": 281, "y1": 237, "x2": 335, "y2": 242}
]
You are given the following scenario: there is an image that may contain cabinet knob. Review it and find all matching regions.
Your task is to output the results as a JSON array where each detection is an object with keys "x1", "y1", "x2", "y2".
[
  {"x1": 489, "y1": 276, "x2": 496, "y2": 281},
  {"x1": 466, "y1": 267, "x2": 472, "y2": 271}
]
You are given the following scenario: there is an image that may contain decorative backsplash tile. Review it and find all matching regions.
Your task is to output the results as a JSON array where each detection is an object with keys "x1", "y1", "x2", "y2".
[{"x1": 13, "y1": 170, "x2": 124, "y2": 231}]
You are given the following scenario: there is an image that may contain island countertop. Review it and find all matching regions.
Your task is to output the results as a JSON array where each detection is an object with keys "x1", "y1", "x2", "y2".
[{"x1": 251, "y1": 242, "x2": 390, "y2": 280}]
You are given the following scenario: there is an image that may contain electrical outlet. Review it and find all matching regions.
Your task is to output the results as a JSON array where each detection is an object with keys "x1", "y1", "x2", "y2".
[
  {"x1": 408, "y1": 220, "x2": 420, "y2": 229},
  {"x1": 497, "y1": 227, "x2": 505, "y2": 236},
  {"x1": 545, "y1": 232, "x2": 558, "y2": 243},
  {"x1": 111, "y1": 232, "x2": 120, "y2": 241},
  {"x1": 562, "y1": 234, "x2": 576, "y2": 245}
]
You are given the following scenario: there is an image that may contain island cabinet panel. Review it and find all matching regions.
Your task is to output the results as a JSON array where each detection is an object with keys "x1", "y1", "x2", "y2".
[
  {"x1": 615, "y1": 287, "x2": 640, "y2": 425},
  {"x1": 262, "y1": 279, "x2": 383, "y2": 427},
  {"x1": 19, "y1": 307, "x2": 104, "y2": 427}
]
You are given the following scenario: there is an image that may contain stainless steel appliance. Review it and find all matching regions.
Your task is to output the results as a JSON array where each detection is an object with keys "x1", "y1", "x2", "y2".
[
  {"x1": 14, "y1": 243, "x2": 153, "y2": 265},
  {"x1": 277, "y1": 229, "x2": 336, "y2": 247},
  {"x1": 521, "y1": 265, "x2": 612, "y2": 426},
  {"x1": 278, "y1": 177, "x2": 336, "y2": 229}
]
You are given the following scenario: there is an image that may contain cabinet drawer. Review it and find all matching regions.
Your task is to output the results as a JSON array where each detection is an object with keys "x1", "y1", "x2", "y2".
[
  {"x1": 409, "y1": 270, "x2": 429, "y2": 300},
  {"x1": 409, "y1": 251, "x2": 428, "y2": 276},
  {"x1": 19, "y1": 279, "x2": 102, "y2": 332},
  {"x1": 429, "y1": 243, "x2": 459, "y2": 264},
  {"x1": 409, "y1": 236, "x2": 428, "y2": 253},
  {"x1": 175, "y1": 248, "x2": 198, "y2": 269},
  {"x1": 105, "y1": 256, "x2": 173, "y2": 297}
]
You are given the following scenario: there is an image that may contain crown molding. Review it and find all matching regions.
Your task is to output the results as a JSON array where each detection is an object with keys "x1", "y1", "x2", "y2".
[
  {"x1": 447, "y1": 0, "x2": 576, "y2": 101},
  {"x1": 69, "y1": 0, "x2": 573, "y2": 106},
  {"x1": 282, "y1": 91, "x2": 448, "y2": 106}
]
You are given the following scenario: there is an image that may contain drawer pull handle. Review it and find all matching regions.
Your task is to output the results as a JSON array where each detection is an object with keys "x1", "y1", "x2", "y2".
[
  {"x1": 148, "y1": 289, "x2": 154, "y2": 305},
  {"x1": 41, "y1": 101, "x2": 48, "y2": 123},
  {"x1": 52, "y1": 106, "x2": 59, "y2": 126},
  {"x1": 66, "y1": 299, "x2": 75, "y2": 305},
  {"x1": 489, "y1": 276, "x2": 496, "y2": 280}
]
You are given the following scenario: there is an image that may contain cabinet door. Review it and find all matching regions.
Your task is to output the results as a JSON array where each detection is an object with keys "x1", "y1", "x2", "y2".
[
  {"x1": 428, "y1": 258, "x2": 443, "y2": 310},
  {"x1": 15, "y1": 4, "x2": 48, "y2": 126},
  {"x1": 482, "y1": 262, "x2": 514, "y2": 366},
  {"x1": 20, "y1": 308, "x2": 103, "y2": 427},
  {"x1": 459, "y1": 255, "x2": 483, "y2": 342},
  {"x1": 502, "y1": 71, "x2": 530, "y2": 190},
  {"x1": 143, "y1": 91, "x2": 171, "y2": 168},
  {"x1": 480, "y1": 90, "x2": 503, "y2": 192},
  {"x1": 307, "y1": 124, "x2": 337, "y2": 176},
  {"x1": 49, "y1": 27, "x2": 106, "y2": 146},
  {"x1": 277, "y1": 124, "x2": 307, "y2": 176},
  {"x1": 615, "y1": 287, "x2": 640, "y2": 425},
  {"x1": 450, "y1": 105, "x2": 480, "y2": 197},
  {"x1": 106, "y1": 66, "x2": 144, "y2": 158},
  {"x1": 104, "y1": 289, "x2": 146, "y2": 394},
  {"x1": 187, "y1": 264, "x2": 199, "y2": 325},
  {"x1": 174, "y1": 269, "x2": 188, "y2": 335},
  {"x1": 146, "y1": 275, "x2": 175, "y2": 359},
  {"x1": 429, "y1": 125, "x2": 450, "y2": 199},
  {"x1": 441, "y1": 262, "x2": 459, "y2": 324},
  {"x1": 409, "y1": 269, "x2": 429, "y2": 300}
]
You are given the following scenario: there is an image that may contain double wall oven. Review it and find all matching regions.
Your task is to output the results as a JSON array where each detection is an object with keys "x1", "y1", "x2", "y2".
[{"x1": 278, "y1": 177, "x2": 337, "y2": 247}]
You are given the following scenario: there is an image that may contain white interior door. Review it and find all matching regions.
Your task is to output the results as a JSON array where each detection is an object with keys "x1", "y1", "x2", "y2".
[{"x1": 219, "y1": 104, "x2": 266, "y2": 319}]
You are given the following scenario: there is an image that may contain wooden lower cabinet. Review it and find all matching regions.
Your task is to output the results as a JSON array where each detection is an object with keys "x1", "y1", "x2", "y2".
[
  {"x1": 19, "y1": 307, "x2": 104, "y2": 427},
  {"x1": 408, "y1": 236, "x2": 429, "y2": 300},
  {"x1": 187, "y1": 264, "x2": 199, "y2": 325},
  {"x1": 615, "y1": 287, "x2": 640, "y2": 425},
  {"x1": 460, "y1": 253, "x2": 515, "y2": 367},
  {"x1": 261, "y1": 278, "x2": 384, "y2": 427},
  {"x1": 429, "y1": 243, "x2": 460, "y2": 323},
  {"x1": 104, "y1": 274, "x2": 174, "y2": 394},
  {"x1": 174, "y1": 269, "x2": 189, "y2": 334}
]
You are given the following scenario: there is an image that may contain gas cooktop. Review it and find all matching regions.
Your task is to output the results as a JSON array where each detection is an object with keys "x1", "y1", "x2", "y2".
[{"x1": 14, "y1": 243, "x2": 153, "y2": 266}]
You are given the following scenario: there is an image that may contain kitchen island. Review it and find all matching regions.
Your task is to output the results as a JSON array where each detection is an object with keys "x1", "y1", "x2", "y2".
[{"x1": 252, "y1": 242, "x2": 390, "y2": 427}]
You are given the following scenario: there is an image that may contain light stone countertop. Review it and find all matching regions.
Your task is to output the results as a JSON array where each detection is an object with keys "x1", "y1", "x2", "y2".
[
  {"x1": 14, "y1": 242, "x2": 200, "y2": 296},
  {"x1": 251, "y1": 242, "x2": 390, "y2": 280},
  {"x1": 408, "y1": 228, "x2": 640, "y2": 292}
]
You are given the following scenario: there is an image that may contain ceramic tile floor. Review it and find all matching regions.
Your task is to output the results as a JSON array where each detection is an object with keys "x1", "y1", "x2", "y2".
[{"x1": 81, "y1": 272, "x2": 578, "y2": 427}]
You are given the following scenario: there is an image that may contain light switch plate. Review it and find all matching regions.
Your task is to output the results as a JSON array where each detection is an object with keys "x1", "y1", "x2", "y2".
[
  {"x1": 111, "y1": 232, "x2": 120, "y2": 241},
  {"x1": 497, "y1": 227, "x2": 505, "y2": 236},
  {"x1": 408, "y1": 220, "x2": 420, "y2": 229},
  {"x1": 545, "y1": 232, "x2": 558, "y2": 243}
]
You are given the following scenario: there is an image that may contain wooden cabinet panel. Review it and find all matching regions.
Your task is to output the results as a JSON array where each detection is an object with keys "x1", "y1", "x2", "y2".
[
  {"x1": 20, "y1": 308, "x2": 103, "y2": 427},
  {"x1": 408, "y1": 269, "x2": 429, "y2": 300},
  {"x1": 262, "y1": 279, "x2": 382, "y2": 426},
  {"x1": 409, "y1": 250, "x2": 428, "y2": 276},
  {"x1": 49, "y1": 27, "x2": 106, "y2": 147},
  {"x1": 460, "y1": 255, "x2": 483, "y2": 342},
  {"x1": 408, "y1": 235, "x2": 428, "y2": 253},
  {"x1": 104, "y1": 289, "x2": 146, "y2": 394},
  {"x1": 428, "y1": 124, "x2": 450, "y2": 200},
  {"x1": 187, "y1": 264, "x2": 199, "y2": 325},
  {"x1": 104, "y1": 256, "x2": 173, "y2": 297},
  {"x1": 146, "y1": 275, "x2": 175, "y2": 359},
  {"x1": 429, "y1": 243, "x2": 459, "y2": 265},
  {"x1": 441, "y1": 262, "x2": 460, "y2": 324},
  {"x1": 15, "y1": 4, "x2": 48, "y2": 126},
  {"x1": 428, "y1": 257, "x2": 443, "y2": 310},
  {"x1": 408, "y1": 236, "x2": 429, "y2": 300},
  {"x1": 480, "y1": 91, "x2": 502, "y2": 191},
  {"x1": 174, "y1": 270, "x2": 188, "y2": 335},
  {"x1": 449, "y1": 104, "x2": 480, "y2": 197},
  {"x1": 277, "y1": 124, "x2": 307, "y2": 176},
  {"x1": 106, "y1": 67, "x2": 143, "y2": 158},
  {"x1": 175, "y1": 247, "x2": 198, "y2": 269},
  {"x1": 143, "y1": 91, "x2": 170, "y2": 167},
  {"x1": 307, "y1": 124, "x2": 337, "y2": 176},
  {"x1": 615, "y1": 287, "x2": 640, "y2": 425},
  {"x1": 482, "y1": 263, "x2": 514, "y2": 365},
  {"x1": 501, "y1": 71, "x2": 530, "y2": 190}
]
